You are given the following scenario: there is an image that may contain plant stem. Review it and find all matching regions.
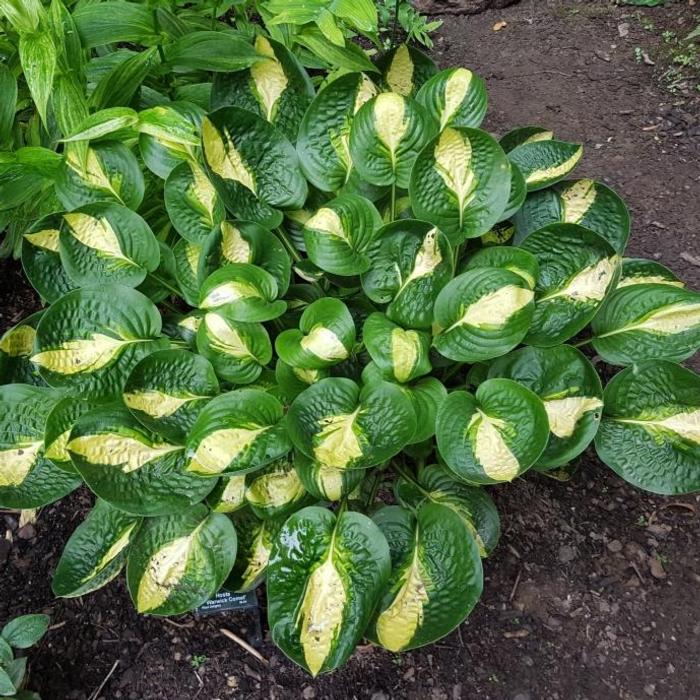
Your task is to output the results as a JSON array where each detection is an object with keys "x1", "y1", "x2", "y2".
[
  {"x1": 572, "y1": 337, "x2": 593, "y2": 348},
  {"x1": 441, "y1": 362, "x2": 465, "y2": 383},
  {"x1": 390, "y1": 181, "x2": 397, "y2": 221},
  {"x1": 148, "y1": 273, "x2": 182, "y2": 299},
  {"x1": 275, "y1": 227, "x2": 302, "y2": 263},
  {"x1": 393, "y1": 463, "x2": 430, "y2": 498},
  {"x1": 390, "y1": 0, "x2": 400, "y2": 49}
]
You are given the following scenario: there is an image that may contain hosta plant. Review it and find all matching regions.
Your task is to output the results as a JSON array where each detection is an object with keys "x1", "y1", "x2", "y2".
[
  {"x1": 0, "y1": 24, "x2": 699, "y2": 678},
  {"x1": 0, "y1": 613, "x2": 49, "y2": 699}
]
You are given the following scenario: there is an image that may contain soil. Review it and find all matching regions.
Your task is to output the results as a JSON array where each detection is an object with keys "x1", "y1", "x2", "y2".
[{"x1": 2, "y1": 1, "x2": 699, "y2": 699}]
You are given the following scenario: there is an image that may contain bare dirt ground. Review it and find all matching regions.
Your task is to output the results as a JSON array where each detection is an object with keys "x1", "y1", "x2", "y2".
[{"x1": 1, "y1": 1, "x2": 699, "y2": 698}]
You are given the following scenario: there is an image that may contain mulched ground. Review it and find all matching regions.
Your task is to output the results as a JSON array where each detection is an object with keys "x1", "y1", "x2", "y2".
[{"x1": 1, "y1": 1, "x2": 699, "y2": 698}]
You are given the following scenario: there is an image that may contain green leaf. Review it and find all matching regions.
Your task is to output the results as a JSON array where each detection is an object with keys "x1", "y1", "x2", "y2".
[
  {"x1": 58, "y1": 203, "x2": 159, "y2": 288},
  {"x1": 124, "y1": 349, "x2": 219, "y2": 444},
  {"x1": 618, "y1": 257, "x2": 684, "y2": 289},
  {"x1": 211, "y1": 36, "x2": 314, "y2": 142},
  {"x1": 302, "y1": 194, "x2": 382, "y2": 275},
  {"x1": 173, "y1": 239, "x2": 205, "y2": 307},
  {"x1": 349, "y1": 92, "x2": 436, "y2": 188},
  {"x1": 488, "y1": 345, "x2": 603, "y2": 469},
  {"x1": 186, "y1": 390, "x2": 291, "y2": 476},
  {"x1": 499, "y1": 126, "x2": 553, "y2": 154},
  {"x1": 56, "y1": 141, "x2": 145, "y2": 211},
  {"x1": 394, "y1": 463, "x2": 501, "y2": 557},
  {"x1": 44, "y1": 396, "x2": 96, "y2": 474},
  {"x1": 0, "y1": 311, "x2": 45, "y2": 386},
  {"x1": 507, "y1": 139, "x2": 583, "y2": 192},
  {"x1": 164, "y1": 161, "x2": 226, "y2": 244},
  {"x1": 52, "y1": 499, "x2": 141, "y2": 597},
  {"x1": 0, "y1": 64, "x2": 17, "y2": 146},
  {"x1": 519, "y1": 223, "x2": 620, "y2": 346},
  {"x1": 296, "y1": 28, "x2": 378, "y2": 74},
  {"x1": 591, "y1": 283, "x2": 700, "y2": 365},
  {"x1": 275, "y1": 297, "x2": 355, "y2": 370},
  {"x1": 513, "y1": 179, "x2": 630, "y2": 253},
  {"x1": 32, "y1": 285, "x2": 167, "y2": 400},
  {"x1": 463, "y1": 245, "x2": 539, "y2": 290},
  {"x1": 287, "y1": 377, "x2": 416, "y2": 470},
  {"x1": 397, "y1": 376, "x2": 446, "y2": 444},
  {"x1": 206, "y1": 475, "x2": 247, "y2": 514},
  {"x1": 0, "y1": 385, "x2": 81, "y2": 509},
  {"x1": 595, "y1": 360, "x2": 700, "y2": 495},
  {"x1": 19, "y1": 31, "x2": 56, "y2": 125},
  {"x1": 198, "y1": 263, "x2": 285, "y2": 322},
  {"x1": 416, "y1": 67, "x2": 488, "y2": 129},
  {"x1": 202, "y1": 107, "x2": 307, "y2": 228},
  {"x1": 61, "y1": 107, "x2": 139, "y2": 143},
  {"x1": 363, "y1": 313, "x2": 431, "y2": 384},
  {"x1": 68, "y1": 405, "x2": 214, "y2": 516},
  {"x1": 73, "y1": 1, "x2": 158, "y2": 47},
  {"x1": 1, "y1": 614, "x2": 49, "y2": 649},
  {"x1": 375, "y1": 44, "x2": 438, "y2": 97},
  {"x1": 126, "y1": 505, "x2": 237, "y2": 615},
  {"x1": 409, "y1": 127, "x2": 511, "y2": 245},
  {"x1": 224, "y1": 510, "x2": 281, "y2": 593},
  {"x1": 432, "y1": 268, "x2": 535, "y2": 362},
  {"x1": 361, "y1": 220, "x2": 453, "y2": 330},
  {"x1": 436, "y1": 378, "x2": 549, "y2": 485},
  {"x1": 369, "y1": 503, "x2": 482, "y2": 651},
  {"x1": 196, "y1": 309, "x2": 272, "y2": 385},
  {"x1": 0, "y1": 666, "x2": 15, "y2": 696},
  {"x1": 164, "y1": 31, "x2": 262, "y2": 73},
  {"x1": 267, "y1": 506, "x2": 391, "y2": 676},
  {"x1": 90, "y1": 47, "x2": 157, "y2": 110},
  {"x1": 297, "y1": 72, "x2": 378, "y2": 192},
  {"x1": 275, "y1": 360, "x2": 330, "y2": 403}
]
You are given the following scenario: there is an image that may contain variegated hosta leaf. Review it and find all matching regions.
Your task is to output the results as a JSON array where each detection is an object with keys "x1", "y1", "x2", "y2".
[
  {"x1": 196, "y1": 309, "x2": 272, "y2": 385},
  {"x1": 294, "y1": 451, "x2": 365, "y2": 501},
  {"x1": 275, "y1": 297, "x2": 355, "y2": 370},
  {"x1": 52, "y1": 499, "x2": 141, "y2": 598},
  {"x1": 173, "y1": 238, "x2": 205, "y2": 307},
  {"x1": 361, "y1": 220, "x2": 453, "y2": 330},
  {"x1": 591, "y1": 283, "x2": 700, "y2": 365},
  {"x1": 185, "y1": 390, "x2": 291, "y2": 476},
  {"x1": 68, "y1": 405, "x2": 214, "y2": 516},
  {"x1": 55, "y1": 141, "x2": 145, "y2": 210},
  {"x1": 394, "y1": 463, "x2": 501, "y2": 557},
  {"x1": 375, "y1": 44, "x2": 438, "y2": 97},
  {"x1": 44, "y1": 397, "x2": 96, "y2": 474},
  {"x1": 22, "y1": 214, "x2": 77, "y2": 303},
  {"x1": 198, "y1": 262, "x2": 286, "y2": 322},
  {"x1": 164, "y1": 161, "x2": 226, "y2": 244},
  {"x1": 507, "y1": 138, "x2": 583, "y2": 192},
  {"x1": 488, "y1": 345, "x2": 603, "y2": 469},
  {"x1": 126, "y1": 504, "x2": 237, "y2": 615},
  {"x1": 618, "y1": 258, "x2": 684, "y2": 290},
  {"x1": 224, "y1": 510, "x2": 281, "y2": 593},
  {"x1": 513, "y1": 179, "x2": 630, "y2": 253},
  {"x1": 436, "y1": 378, "x2": 549, "y2": 485},
  {"x1": 207, "y1": 475, "x2": 247, "y2": 513},
  {"x1": 32, "y1": 285, "x2": 167, "y2": 400},
  {"x1": 297, "y1": 72, "x2": 378, "y2": 192},
  {"x1": 245, "y1": 457, "x2": 312, "y2": 520},
  {"x1": 463, "y1": 246, "x2": 539, "y2": 290},
  {"x1": 409, "y1": 127, "x2": 511, "y2": 245},
  {"x1": 275, "y1": 360, "x2": 330, "y2": 403},
  {"x1": 595, "y1": 360, "x2": 700, "y2": 494},
  {"x1": 267, "y1": 506, "x2": 391, "y2": 676},
  {"x1": 369, "y1": 503, "x2": 482, "y2": 652},
  {"x1": 287, "y1": 378, "x2": 417, "y2": 470},
  {"x1": 0, "y1": 385, "x2": 81, "y2": 508},
  {"x1": 302, "y1": 194, "x2": 382, "y2": 275},
  {"x1": 201, "y1": 220, "x2": 291, "y2": 296},
  {"x1": 0, "y1": 311, "x2": 44, "y2": 386},
  {"x1": 499, "y1": 126, "x2": 554, "y2": 154},
  {"x1": 211, "y1": 36, "x2": 314, "y2": 141},
  {"x1": 398, "y1": 377, "x2": 447, "y2": 445},
  {"x1": 201, "y1": 107, "x2": 307, "y2": 229},
  {"x1": 432, "y1": 268, "x2": 535, "y2": 363},
  {"x1": 519, "y1": 223, "x2": 620, "y2": 347},
  {"x1": 123, "y1": 349, "x2": 219, "y2": 443},
  {"x1": 498, "y1": 162, "x2": 527, "y2": 223},
  {"x1": 416, "y1": 67, "x2": 488, "y2": 129},
  {"x1": 349, "y1": 92, "x2": 436, "y2": 188},
  {"x1": 363, "y1": 313, "x2": 431, "y2": 384},
  {"x1": 59, "y1": 203, "x2": 160, "y2": 288},
  {"x1": 138, "y1": 101, "x2": 204, "y2": 179}
]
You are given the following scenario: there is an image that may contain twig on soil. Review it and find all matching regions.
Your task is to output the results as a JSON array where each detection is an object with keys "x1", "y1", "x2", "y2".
[
  {"x1": 162, "y1": 617, "x2": 195, "y2": 629},
  {"x1": 88, "y1": 659, "x2": 119, "y2": 700},
  {"x1": 509, "y1": 567, "x2": 523, "y2": 603},
  {"x1": 660, "y1": 502, "x2": 696, "y2": 515},
  {"x1": 220, "y1": 628, "x2": 269, "y2": 667},
  {"x1": 48, "y1": 621, "x2": 66, "y2": 631}
]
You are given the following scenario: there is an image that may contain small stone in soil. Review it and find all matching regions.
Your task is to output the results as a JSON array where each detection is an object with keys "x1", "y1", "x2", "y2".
[
  {"x1": 558, "y1": 545, "x2": 576, "y2": 563},
  {"x1": 607, "y1": 539, "x2": 623, "y2": 553}
]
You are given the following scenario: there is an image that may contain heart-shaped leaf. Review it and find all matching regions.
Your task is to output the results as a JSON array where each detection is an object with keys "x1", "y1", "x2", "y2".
[
  {"x1": 507, "y1": 139, "x2": 583, "y2": 192},
  {"x1": 499, "y1": 126, "x2": 553, "y2": 154},
  {"x1": 375, "y1": 44, "x2": 438, "y2": 96},
  {"x1": 436, "y1": 378, "x2": 549, "y2": 485},
  {"x1": 463, "y1": 245, "x2": 539, "y2": 290},
  {"x1": 617, "y1": 258, "x2": 684, "y2": 289},
  {"x1": 416, "y1": 67, "x2": 488, "y2": 129},
  {"x1": 595, "y1": 360, "x2": 700, "y2": 494},
  {"x1": 267, "y1": 506, "x2": 391, "y2": 676},
  {"x1": 126, "y1": 504, "x2": 237, "y2": 615}
]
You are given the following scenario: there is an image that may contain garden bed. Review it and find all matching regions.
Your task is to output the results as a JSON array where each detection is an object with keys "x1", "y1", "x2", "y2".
[{"x1": 1, "y1": 1, "x2": 698, "y2": 698}]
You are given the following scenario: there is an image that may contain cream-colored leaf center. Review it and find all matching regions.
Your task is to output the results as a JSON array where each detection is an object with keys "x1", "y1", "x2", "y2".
[
  {"x1": 204, "y1": 313, "x2": 254, "y2": 359},
  {"x1": 469, "y1": 411, "x2": 520, "y2": 481},
  {"x1": 385, "y1": 44, "x2": 414, "y2": 96},
  {"x1": 200, "y1": 280, "x2": 262, "y2": 309},
  {"x1": 391, "y1": 328, "x2": 421, "y2": 382},
  {"x1": 0, "y1": 325, "x2": 36, "y2": 357},
  {"x1": 32, "y1": 333, "x2": 135, "y2": 375},
  {"x1": 373, "y1": 93, "x2": 408, "y2": 163},
  {"x1": 447, "y1": 285, "x2": 533, "y2": 332},
  {"x1": 560, "y1": 179, "x2": 596, "y2": 224},
  {"x1": 189, "y1": 426, "x2": 268, "y2": 475},
  {"x1": 24, "y1": 228, "x2": 60, "y2": 252},
  {"x1": 220, "y1": 222, "x2": 252, "y2": 263},
  {"x1": 434, "y1": 128, "x2": 478, "y2": 225},
  {"x1": 617, "y1": 408, "x2": 700, "y2": 445},
  {"x1": 300, "y1": 326, "x2": 348, "y2": 362},
  {"x1": 0, "y1": 441, "x2": 43, "y2": 487},
  {"x1": 202, "y1": 117, "x2": 256, "y2": 194},
  {"x1": 441, "y1": 68, "x2": 472, "y2": 129},
  {"x1": 247, "y1": 467, "x2": 304, "y2": 508},
  {"x1": 67, "y1": 433, "x2": 181, "y2": 472},
  {"x1": 124, "y1": 389, "x2": 203, "y2": 419},
  {"x1": 63, "y1": 212, "x2": 130, "y2": 262},
  {"x1": 526, "y1": 146, "x2": 583, "y2": 185},
  {"x1": 313, "y1": 409, "x2": 363, "y2": 469},
  {"x1": 306, "y1": 207, "x2": 348, "y2": 243},
  {"x1": 541, "y1": 257, "x2": 618, "y2": 303},
  {"x1": 251, "y1": 36, "x2": 288, "y2": 121},
  {"x1": 544, "y1": 396, "x2": 603, "y2": 438},
  {"x1": 211, "y1": 474, "x2": 247, "y2": 513}
]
